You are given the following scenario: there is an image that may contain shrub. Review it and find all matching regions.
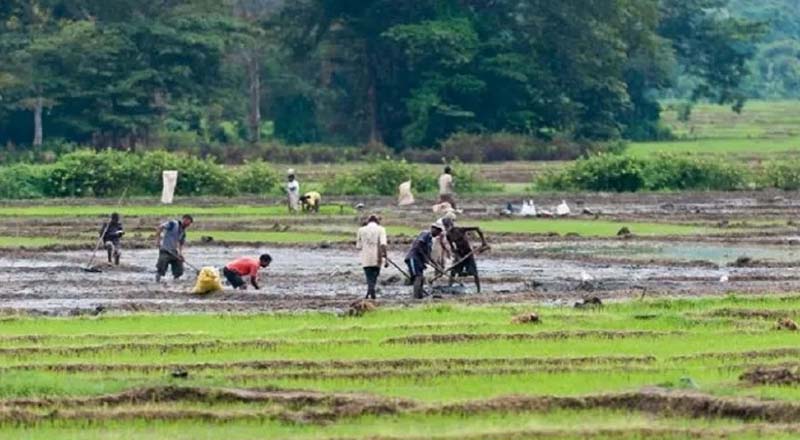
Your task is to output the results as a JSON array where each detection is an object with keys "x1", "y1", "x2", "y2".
[
  {"x1": 324, "y1": 160, "x2": 437, "y2": 196},
  {"x1": 642, "y1": 154, "x2": 747, "y2": 191},
  {"x1": 537, "y1": 154, "x2": 646, "y2": 192},
  {"x1": 536, "y1": 153, "x2": 750, "y2": 192},
  {"x1": 761, "y1": 160, "x2": 800, "y2": 190},
  {"x1": 0, "y1": 164, "x2": 49, "y2": 199},
  {"x1": 45, "y1": 150, "x2": 132, "y2": 197},
  {"x1": 235, "y1": 160, "x2": 281, "y2": 195}
]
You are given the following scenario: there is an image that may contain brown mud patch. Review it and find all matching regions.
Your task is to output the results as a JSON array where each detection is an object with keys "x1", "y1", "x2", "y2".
[
  {"x1": 740, "y1": 366, "x2": 800, "y2": 386},
  {"x1": 337, "y1": 425, "x2": 800, "y2": 440},
  {"x1": 427, "y1": 388, "x2": 800, "y2": 423},
  {"x1": 4, "y1": 386, "x2": 800, "y2": 427},
  {"x1": 671, "y1": 347, "x2": 800, "y2": 362},
  {"x1": 222, "y1": 365, "x2": 663, "y2": 383},
  {"x1": 384, "y1": 330, "x2": 682, "y2": 345},
  {"x1": 0, "y1": 355, "x2": 657, "y2": 374},
  {"x1": 704, "y1": 308, "x2": 797, "y2": 320},
  {"x1": 0, "y1": 338, "x2": 369, "y2": 358}
]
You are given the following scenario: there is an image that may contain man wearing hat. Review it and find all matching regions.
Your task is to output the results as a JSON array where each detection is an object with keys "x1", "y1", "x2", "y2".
[
  {"x1": 404, "y1": 221, "x2": 445, "y2": 299},
  {"x1": 286, "y1": 169, "x2": 300, "y2": 213},
  {"x1": 356, "y1": 214, "x2": 388, "y2": 299}
]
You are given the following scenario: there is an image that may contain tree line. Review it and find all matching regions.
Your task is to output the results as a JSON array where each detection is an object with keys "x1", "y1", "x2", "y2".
[{"x1": 0, "y1": 0, "x2": 762, "y2": 151}]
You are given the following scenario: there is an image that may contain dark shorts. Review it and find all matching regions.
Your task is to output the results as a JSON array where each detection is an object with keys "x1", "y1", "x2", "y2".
[
  {"x1": 223, "y1": 267, "x2": 245, "y2": 288},
  {"x1": 452, "y1": 255, "x2": 478, "y2": 277},
  {"x1": 405, "y1": 258, "x2": 425, "y2": 277},
  {"x1": 156, "y1": 250, "x2": 184, "y2": 278}
]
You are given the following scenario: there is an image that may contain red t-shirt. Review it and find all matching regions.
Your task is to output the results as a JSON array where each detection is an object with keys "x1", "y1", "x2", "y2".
[{"x1": 226, "y1": 257, "x2": 261, "y2": 277}]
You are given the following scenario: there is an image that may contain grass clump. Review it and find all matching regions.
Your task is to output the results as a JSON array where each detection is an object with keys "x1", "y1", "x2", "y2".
[{"x1": 536, "y1": 153, "x2": 748, "y2": 192}]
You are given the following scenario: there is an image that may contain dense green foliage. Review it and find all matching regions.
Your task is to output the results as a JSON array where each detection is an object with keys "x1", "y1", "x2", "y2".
[
  {"x1": 0, "y1": 0, "x2": 762, "y2": 150},
  {"x1": 729, "y1": 0, "x2": 800, "y2": 98},
  {"x1": 323, "y1": 159, "x2": 494, "y2": 196},
  {"x1": 0, "y1": 150, "x2": 281, "y2": 199},
  {"x1": 537, "y1": 153, "x2": 749, "y2": 192},
  {"x1": 0, "y1": 152, "x2": 495, "y2": 199}
]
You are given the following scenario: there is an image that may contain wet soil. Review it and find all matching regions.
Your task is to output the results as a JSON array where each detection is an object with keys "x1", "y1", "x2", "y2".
[{"x1": 3, "y1": 191, "x2": 800, "y2": 314}]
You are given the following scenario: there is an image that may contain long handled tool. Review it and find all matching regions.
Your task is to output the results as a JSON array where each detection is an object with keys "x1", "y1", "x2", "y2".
[
  {"x1": 162, "y1": 249, "x2": 201, "y2": 273},
  {"x1": 384, "y1": 255, "x2": 411, "y2": 281},
  {"x1": 83, "y1": 188, "x2": 128, "y2": 273},
  {"x1": 429, "y1": 245, "x2": 490, "y2": 284}
]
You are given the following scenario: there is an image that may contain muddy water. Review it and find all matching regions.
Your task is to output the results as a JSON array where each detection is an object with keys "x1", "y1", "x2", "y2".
[
  {"x1": 2, "y1": 242, "x2": 799, "y2": 315},
  {"x1": 498, "y1": 241, "x2": 800, "y2": 265}
]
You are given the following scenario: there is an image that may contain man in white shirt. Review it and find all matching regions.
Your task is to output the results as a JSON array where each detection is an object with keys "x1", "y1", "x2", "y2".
[
  {"x1": 286, "y1": 169, "x2": 300, "y2": 213},
  {"x1": 438, "y1": 166, "x2": 456, "y2": 209},
  {"x1": 356, "y1": 214, "x2": 388, "y2": 299}
]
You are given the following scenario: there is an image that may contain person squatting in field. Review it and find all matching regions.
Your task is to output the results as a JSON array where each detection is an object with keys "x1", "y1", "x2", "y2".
[
  {"x1": 100, "y1": 212, "x2": 124, "y2": 265},
  {"x1": 300, "y1": 191, "x2": 321, "y2": 213},
  {"x1": 441, "y1": 216, "x2": 488, "y2": 293},
  {"x1": 223, "y1": 254, "x2": 272, "y2": 290},
  {"x1": 155, "y1": 214, "x2": 193, "y2": 282},
  {"x1": 356, "y1": 214, "x2": 388, "y2": 299},
  {"x1": 405, "y1": 221, "x2": 445, "y2": 299}
]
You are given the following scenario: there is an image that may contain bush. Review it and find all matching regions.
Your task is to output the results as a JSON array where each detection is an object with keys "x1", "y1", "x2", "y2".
[
  {"x1": 0, "y1": 164, "x2": 50, "y2": 199},
  {"x1": 235, "y1": 160, "x2": 281, "y2": 195},
  {"x1": 324, "y1": 160, "x2": 437, "y2": 196},
  {"x1": 761, "y1": 160, "x2": 800, "y2": 190},
  {"x1": 642, "y1": 154, "x2": 747, "y2": 191},
  {"x1": 536, "y1": 153, "x2": 750, "y2": 192},
  {"x1": 537, "y1": 154, "x2": 645, "y2": 192},
  {"x1": 45, "y1": 150, "x2": 133, "y2": 197}
]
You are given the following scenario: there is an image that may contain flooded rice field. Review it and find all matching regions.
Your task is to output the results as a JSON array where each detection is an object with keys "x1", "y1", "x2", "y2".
[{"x1": 3, "y1": 190, "x2": 800, "y2": 315}]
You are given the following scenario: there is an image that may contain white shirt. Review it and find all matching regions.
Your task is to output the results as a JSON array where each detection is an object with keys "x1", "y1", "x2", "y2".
[
  {"x1": 287, "y1": 180, "x2": 299, "y2": 194},
  {"x1": 357, "y1": 222, "x2": 388, "y2": 268},
  {"x1": 439, "y1": 173, "x2": 454, "y2": 195}
]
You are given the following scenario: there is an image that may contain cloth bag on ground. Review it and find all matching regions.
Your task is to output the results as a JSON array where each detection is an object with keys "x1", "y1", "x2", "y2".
[
  {"x1": 161, "y1": 171, "x2": 178, "y2": 204},
  {"x1": 398, "y1": 180, "x2": 415, "y2": 206},
  {"x1": 192, "y1": 267, "x2": 223, "y2": 295}
]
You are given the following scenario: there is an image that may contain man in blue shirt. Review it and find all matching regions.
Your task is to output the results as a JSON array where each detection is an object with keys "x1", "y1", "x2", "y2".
[
  {"x1": 405, "y1": 221, "x2": 444, "y2": 299},
  {"x1": 155, "y1": 214, "x2": 193, "y2": 282}
]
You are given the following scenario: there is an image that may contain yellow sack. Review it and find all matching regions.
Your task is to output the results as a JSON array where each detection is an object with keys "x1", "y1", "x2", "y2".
[{"x1": 192, "y1": 266, "x2": 223, "y2": 295}]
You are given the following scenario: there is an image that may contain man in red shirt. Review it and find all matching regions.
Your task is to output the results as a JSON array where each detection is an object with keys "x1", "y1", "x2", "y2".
[{"x1": 223, "y1": 254, "x2": 272, "y2": 290}]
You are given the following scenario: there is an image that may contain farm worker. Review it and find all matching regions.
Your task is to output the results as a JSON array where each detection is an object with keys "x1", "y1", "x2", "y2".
[
  {"x1": 99, "y1": 212, "x2": 125, "y2": 265},
  {"x1": 356, "y1": 214, "x2": 388, "y2": 300},
  {"x1": 155, "y1": 214, "x2": 193, "y2": 282},
  {"x1": 300, "y1": 191, "x2": 321, "y2": 213},
  {"x1": 441, "y1": 216, "x2": 489, "y2": 293},
  {"x1": 223, "y1": 254, "x2": 272, "y2": 290},
  {"x1": 438, "y1": 166, "x2": 456, "y2": 209},
  {"x1": 405, "y1": 221, "x2": 444, "y2": 299},
  {"x1": 286, "y1": 169, "x2": 300, "y2": 213}
]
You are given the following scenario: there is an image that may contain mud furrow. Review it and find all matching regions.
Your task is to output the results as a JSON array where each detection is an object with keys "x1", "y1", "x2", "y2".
[
  {"x1": 426, "y1": 389, "x2": 800, "y2": 423},
  {"x1": 0, "y1": 338, "x2": 369, "y2": 357},
  {"x1": 384, "y1": 330, "x2": 683, "y2": 345},
  {"x1": 2, "y1": 386, "x2": 800, "y2": 426},
  {"x1": 222, "y1": 365, "x2": 663, "y2": 382},
  {"x1": 670, "y1": 347, "x2": 800, "y2": 362},
  {"x1": 0, "y1": 355, "x2": 657, "y2": 374},
  {"x1": 337, "y1": 425, "x2": 800, "y2": 440}
]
